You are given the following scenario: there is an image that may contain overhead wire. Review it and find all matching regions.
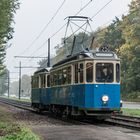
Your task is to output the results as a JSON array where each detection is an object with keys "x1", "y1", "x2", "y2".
[
  {"x1": 91, "y1": 0, "x2": 113, "y2": 19},
  {"x1": 18, "y1": 0, "x2": 67, "y2": 56},
  {"x1": 75, "y1": 0, "x2": 93, "y2": 16}
]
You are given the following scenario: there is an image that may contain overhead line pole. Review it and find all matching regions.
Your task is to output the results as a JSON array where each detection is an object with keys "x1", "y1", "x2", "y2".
[
  {"x1": 48, "y1": 38, "x2": 50, "y2": 67},
  {"x1": 19, "y1": 61, "x2": 21, "y2": 100},
  {"x1": 7, "y1": 74, "x2": 10, "y2": 98}
]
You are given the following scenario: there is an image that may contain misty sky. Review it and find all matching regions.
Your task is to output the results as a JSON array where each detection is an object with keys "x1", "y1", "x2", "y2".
[{"x1": 5, "y1": 0, "x2": 132, "y2": 81}]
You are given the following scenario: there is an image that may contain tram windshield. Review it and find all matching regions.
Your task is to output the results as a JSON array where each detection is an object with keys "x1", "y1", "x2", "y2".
[{"x1": 96, "y1": 63, "x2": 113, "y2": 82}]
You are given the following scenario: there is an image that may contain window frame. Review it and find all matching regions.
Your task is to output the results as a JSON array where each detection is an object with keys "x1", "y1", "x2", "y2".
[
  {"x1": 86, "y1": 62, "x2": 93, "y2": 83},
  {"x1": 116, "y1": 63, "x2": 120, "y2": 83}
]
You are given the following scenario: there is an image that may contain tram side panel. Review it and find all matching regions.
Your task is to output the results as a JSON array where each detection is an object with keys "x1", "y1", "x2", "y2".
[
  {"x1": 41, "y1": 88, "x2": 51, "y2": 105},
  {"x1": 31, "y1": 88, "x2": 41, "y2": 104},
  {"x1": 50, "y1": 85, "x2": 85, "y2": 108}
]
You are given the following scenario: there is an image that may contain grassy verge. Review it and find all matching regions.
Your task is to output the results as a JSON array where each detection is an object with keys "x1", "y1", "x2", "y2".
[
  {"x1": 1, "y1": 96, "x2": 31, "y2": 102},
  {"x1": 122, "y1": 108, "x2": 140, "y2": 117},
  {"x1": 0, "y1": 106, "x2": 39, "y2": 140}
]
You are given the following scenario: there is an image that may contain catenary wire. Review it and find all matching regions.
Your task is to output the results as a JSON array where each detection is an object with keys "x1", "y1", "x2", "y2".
[
  {"x1": 18, "y1": 0, "x2": 67, "y2": 55},
  {"x1": 91, "y1": 0, "x2": 113, "y2": 19}
]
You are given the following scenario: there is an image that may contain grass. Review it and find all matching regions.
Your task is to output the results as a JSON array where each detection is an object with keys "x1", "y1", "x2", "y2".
[
  {"x1": 0, "y1": 106, "x2": 40, "y2": 140},
  {"x1": 122, "y1": 108, "x2": 140, "y2": 117},
  {"x1": 0, "y1": 96, "x2": 31, "y2": 102}
]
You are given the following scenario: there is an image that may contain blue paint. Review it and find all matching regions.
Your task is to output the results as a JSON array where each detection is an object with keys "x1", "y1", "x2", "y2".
[
  {"x1": 31, "y1": 88, "x2": 41, "y2": 103},
  {"x1": 32, "y1": 83, "x2": 120, "y2": 110},
  {"x1": 41, "y1": 88, "x2": 51, "y2": 105},
  {"x1": 85, "y1": 84, "x2": 120, "y2": 109},
  {"x1": 50, "y1": 83, "x2": 120, "y2": 109},
  {"x1": 32, "y1": 88, "x2": 50, "y2": 105}
]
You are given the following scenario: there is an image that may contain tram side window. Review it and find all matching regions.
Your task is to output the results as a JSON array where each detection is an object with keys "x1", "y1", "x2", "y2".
[
  {"x1": 62, "y1": 66, "x2": 71, "y2": 85},
  {"x1": 62, "y1": 69, "x2": 67, "y2": 84},
  {"x1": 40, "y1": 74, "x2": 46, "y2": 88},
  {"x1": 31, "y1": 77, "x2": 34, "y2": 88},
  {"x1": 80, "y1": 63, "x2": 84, "y2": 83},
  {"x1": 75, "y1": 64, "x2": 78, "y2": 83},
  {"x1": 50, "y1": 74, "x2": 53, "y2": 86},
  {"x1": 86, "y1": 63, "x2": 93, "y2": 82},
  {"x1": 54, "y1": 73, "x2": 57, "y2": 86},
  {"x1": 57, "y1": 70, "x2": 61, "y2": 85},
  {"x1": 47, "y1": 75, "x2": 50, "y2": 87},
  {"x1": 36, "y1": 77, "x2": 39, "y2": 88},
  {"x1": 32, "y1": 76, "x2": 39, "y2": 88},
  {"x1": 116, "y1": 64, "x2": 120, "y2": 83}
]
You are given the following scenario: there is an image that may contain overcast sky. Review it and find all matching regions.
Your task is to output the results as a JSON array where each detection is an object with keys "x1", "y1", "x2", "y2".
[{"x1": 5, "y1": 0, "x2": 132, "y2": 81}]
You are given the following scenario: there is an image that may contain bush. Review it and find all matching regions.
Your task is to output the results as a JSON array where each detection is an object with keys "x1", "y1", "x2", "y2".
[{"x1": 121, "y1": 91, "x2": 140, "y2": 102}]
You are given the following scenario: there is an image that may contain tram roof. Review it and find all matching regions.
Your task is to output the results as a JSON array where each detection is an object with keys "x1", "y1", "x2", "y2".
[
  {"x1": 53, "y1": 50, "x2": 119, "y2": 67},
  {"x1": 34, "y1": 67, "x2": 51, "y2": 74}
]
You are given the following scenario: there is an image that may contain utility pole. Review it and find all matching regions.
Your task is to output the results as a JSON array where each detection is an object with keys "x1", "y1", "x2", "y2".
[
  {"x1": 7, "y1": 74, "x2": 10, "y2": 98},
  {"x1": 48, "y1": 38, "x2": 50, "y2": 67},
  {"x1": 19, "y1": 61, "x2": 21, "y2": 99}
]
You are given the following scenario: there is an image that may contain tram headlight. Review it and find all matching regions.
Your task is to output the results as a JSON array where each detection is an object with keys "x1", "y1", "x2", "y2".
[{"x1": 102, "y1": 95, "x2": 109, "y2": 102}]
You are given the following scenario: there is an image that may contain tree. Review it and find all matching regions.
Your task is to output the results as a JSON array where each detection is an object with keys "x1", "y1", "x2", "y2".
[
  {"x1": 21, "y1": 75, "x2": 31, "y2": 97},
  {"x1": 0, "y1": 0, "x2": 20, "y2": 74},
  {"x1": 103, "y1": 17, "x2": 125, "y2": 52},
  {"x1": 0, "y1": 0, "x2": 20, "y2": 95},
  {"x1": 119, "y1": 0, "x2": 140, "y2": 98},
  {"x1": 10, "y1": 74, "x2": 31, "y2": 98},
  {"x1": 0, "y1": 69, "x2": 9, "y2": 95}
]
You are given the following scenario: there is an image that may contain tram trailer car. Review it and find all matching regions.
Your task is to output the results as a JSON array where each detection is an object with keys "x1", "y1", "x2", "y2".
[
  {"x1": 31, "y1": 50, "x2": 122, "y2": 118},
  {"x1": 31, "y1": 68, "x2": 51, "y2": 111}
]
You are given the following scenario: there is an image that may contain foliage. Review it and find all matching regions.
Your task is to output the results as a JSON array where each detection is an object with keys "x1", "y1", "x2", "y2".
[
  {"x1": 103, "y1": 17, "x2": 125, "y2": 52},
  {"x1": 119, "y1": 0, "x2": 140, "y2": 97},
  {"x1": 0, "y1": 0, "x2": 20, "y2": 70},
  {"x1": 21, "y1": 75, "x2": 31, "y2": 97},
  {"x1": 37, "y1": 59, "x2": 48, "y2": 70},
  {"x1": 0, "y1": 0, "x2": 20, "y2": 97},
  {"x1": 122, "y1": 108, "x2": 140, "y2": 117},
  {"x1": 0, "y1": 127, "x2": 40, "y2": 140},
  {"x1": 0, "y1": 106, "x2": 40, "y2": 140},
  {"x1": 0, "y1": 69, "x2": 9, "y2": 95},
  {"x1": 122, "y1": 91, "x2": 140, "y2": 102}
]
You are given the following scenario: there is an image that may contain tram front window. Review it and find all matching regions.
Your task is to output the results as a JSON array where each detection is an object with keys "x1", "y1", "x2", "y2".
[{"x1": 96, "y1": 63, "x2": 113, "y2": 82}]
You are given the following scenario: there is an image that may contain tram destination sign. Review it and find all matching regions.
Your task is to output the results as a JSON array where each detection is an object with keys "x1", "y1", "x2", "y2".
[{"x1": 95, "y1": 52, "x2": 114, "y2": 57}]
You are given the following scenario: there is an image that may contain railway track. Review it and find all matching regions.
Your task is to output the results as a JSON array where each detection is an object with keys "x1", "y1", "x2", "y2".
[
  {"x1": 0, "y1": 97, "x2": 140, "y2": 130},
  {"x1": 106, "y1": 115, "x2": 140, "y2": 130},
  {"x1": 0, "y1": 97, "x2": 33, "y2": 111}
]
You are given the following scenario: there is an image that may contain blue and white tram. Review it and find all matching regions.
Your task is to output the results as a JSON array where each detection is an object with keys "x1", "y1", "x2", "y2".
[{"x1": 50, "y1": 51, "x2": 121, "y2": 117}]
